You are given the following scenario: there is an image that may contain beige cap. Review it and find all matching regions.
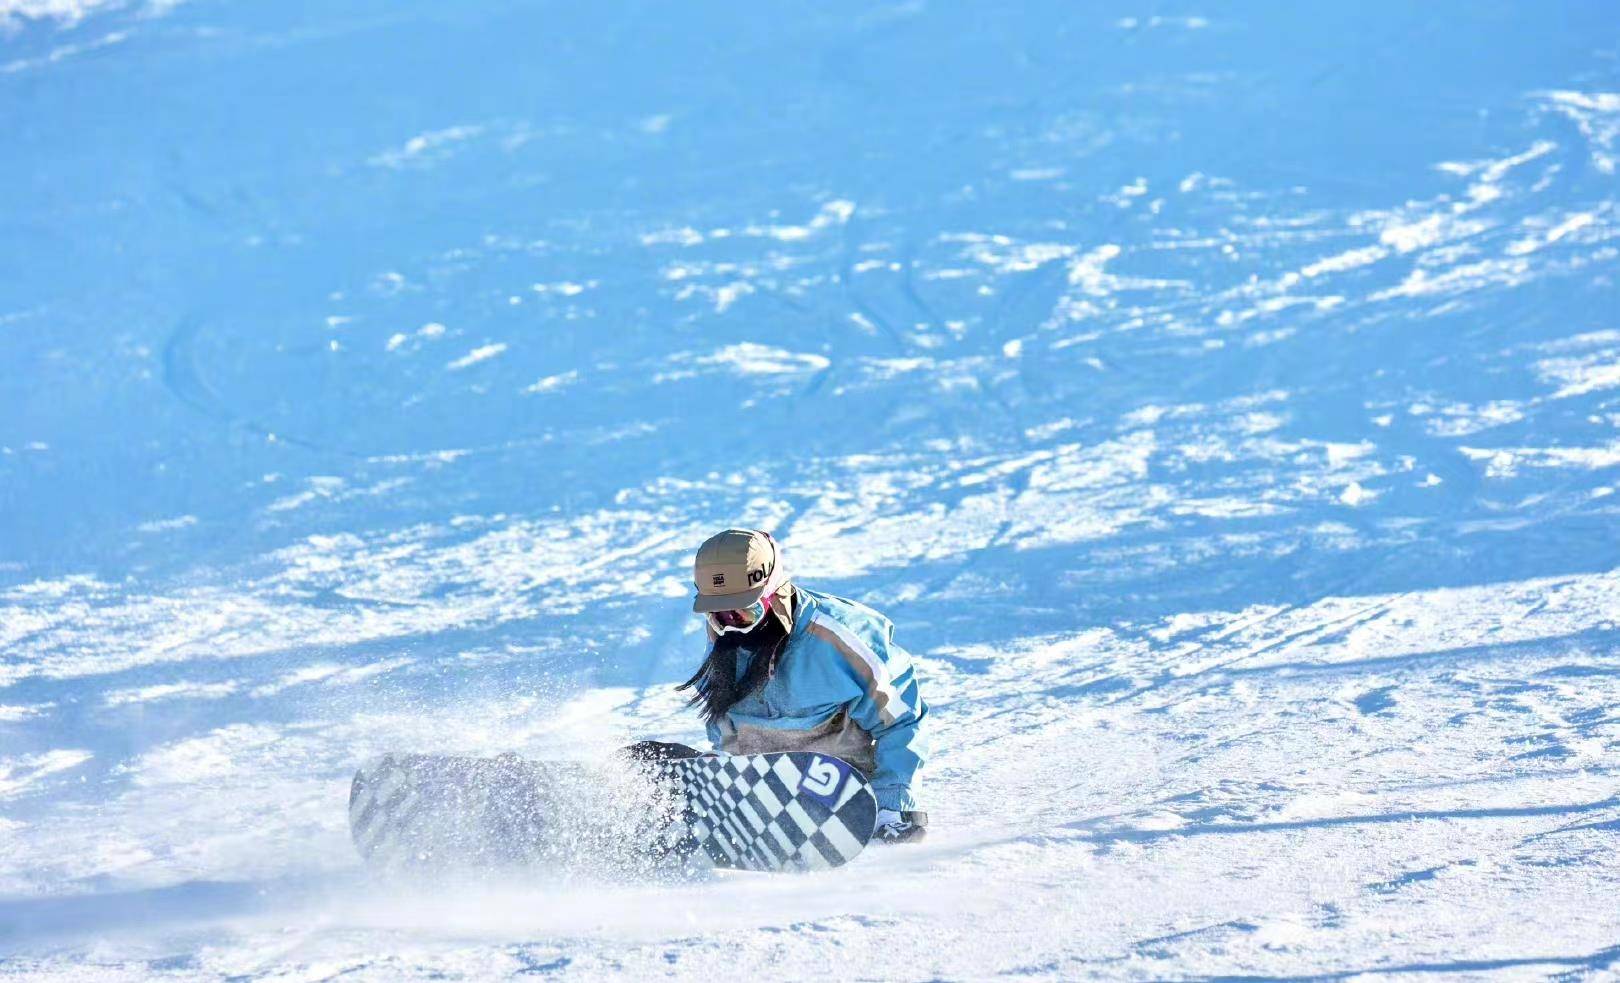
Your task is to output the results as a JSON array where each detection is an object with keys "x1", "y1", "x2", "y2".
[{"x1": 692, "y1": 528, "x2": 788, "y2": 613}]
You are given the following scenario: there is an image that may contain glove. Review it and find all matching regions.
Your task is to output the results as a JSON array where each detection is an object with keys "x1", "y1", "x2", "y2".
[{"x1": 873, "y1": 808, "x2": 928, "y2": 845}]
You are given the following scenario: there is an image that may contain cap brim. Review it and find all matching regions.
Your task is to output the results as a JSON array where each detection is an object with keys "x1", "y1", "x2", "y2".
[{"x1": 692, "y1": 585, "x2": 768, "y2": 613}]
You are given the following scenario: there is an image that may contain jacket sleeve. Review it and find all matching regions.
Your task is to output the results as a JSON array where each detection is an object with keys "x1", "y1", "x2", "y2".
[{"x1": 825, "y1": 622, "x2": 929, "y2": 812}]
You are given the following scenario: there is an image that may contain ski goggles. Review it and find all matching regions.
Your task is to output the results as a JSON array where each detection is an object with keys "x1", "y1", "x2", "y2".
[{"x1": 704, "y1": 593, "x2": 772, "y2": 635}]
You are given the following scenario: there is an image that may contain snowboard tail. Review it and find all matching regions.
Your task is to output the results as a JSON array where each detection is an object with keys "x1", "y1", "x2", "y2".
[
  {"x1": 349, "y1": 752, "x2": 565, "y2": 869},
  {"x1": 349, "y1": 749, "x2": 878, "y2": 874}
]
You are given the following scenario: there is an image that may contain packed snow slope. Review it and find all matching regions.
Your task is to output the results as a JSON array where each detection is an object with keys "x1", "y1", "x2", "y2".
[{"x1": 3, "y1": 1, "x2": 1619, "y2": 978}]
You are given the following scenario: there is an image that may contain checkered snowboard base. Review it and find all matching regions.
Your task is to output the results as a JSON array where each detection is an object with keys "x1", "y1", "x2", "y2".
[
  {"x1": 349, "y1": 751, "x2": 877, "y2": 875},
  {"x1": 654, "y1": 751, "x2": 878, "y2": 873}
]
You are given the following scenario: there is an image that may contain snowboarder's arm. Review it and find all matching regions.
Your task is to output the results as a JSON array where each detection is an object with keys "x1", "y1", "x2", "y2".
[
  {"x1": 850, "y1": 648, "x2": 927, "y2": 811},
  {"x1": 808, "y1": 617, "x2": 929, "y2": 811}
]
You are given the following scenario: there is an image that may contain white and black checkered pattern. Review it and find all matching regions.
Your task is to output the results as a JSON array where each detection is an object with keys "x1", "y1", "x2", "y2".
[
  {"x1": 349, "y1": 751, "x2": 878, "y2": 875},
  {"x1": 656, "y1": 752, "x2": 878, "y2": 872}
]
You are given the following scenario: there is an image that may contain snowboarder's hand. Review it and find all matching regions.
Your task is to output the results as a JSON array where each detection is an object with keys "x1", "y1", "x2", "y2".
[{"x1": 873, "y1": 808, "x2": 928, "y2": 844}]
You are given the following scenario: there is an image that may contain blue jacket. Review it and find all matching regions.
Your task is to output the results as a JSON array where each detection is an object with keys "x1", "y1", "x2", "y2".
[{"x1": 706, "y1": 587, "x2": 928, "y2": 811}]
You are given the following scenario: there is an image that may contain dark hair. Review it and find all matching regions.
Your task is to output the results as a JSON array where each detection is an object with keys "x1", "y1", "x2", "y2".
[{"x1": 677, "y1": 617, "x2": 788, "y2": 725}]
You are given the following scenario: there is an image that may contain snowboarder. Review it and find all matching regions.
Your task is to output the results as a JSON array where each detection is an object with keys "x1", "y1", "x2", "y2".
[{"x1": 633, "y1": 528, "x2": 930, "y2": 844}]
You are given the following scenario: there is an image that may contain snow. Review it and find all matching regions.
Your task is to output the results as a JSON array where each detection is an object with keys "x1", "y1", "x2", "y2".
[
  {"x1": 445, "y1": 342, "x2": 508, "y2": 371},
  {"x1": 2, "y1": 0, "x2": 1619, "y2": 979}
]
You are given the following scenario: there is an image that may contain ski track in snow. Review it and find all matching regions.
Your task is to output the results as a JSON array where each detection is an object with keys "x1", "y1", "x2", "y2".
[{"x1": 2, "y1": 1, "x2": 1619, "y2": 979}]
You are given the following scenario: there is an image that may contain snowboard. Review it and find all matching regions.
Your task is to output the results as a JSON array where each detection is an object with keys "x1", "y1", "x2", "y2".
[{"x1": 349, "y1": 750, "x2": 878, "y2": 874}]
